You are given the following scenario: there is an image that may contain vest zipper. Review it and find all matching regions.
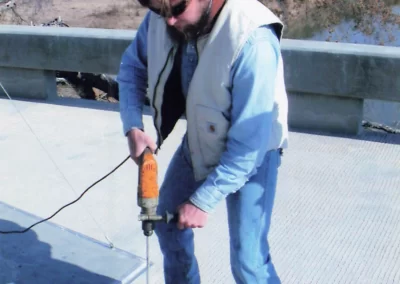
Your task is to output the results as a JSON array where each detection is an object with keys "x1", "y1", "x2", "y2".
[{"x1": 152, "y1": 46, "x2": 175, "y2": 150}]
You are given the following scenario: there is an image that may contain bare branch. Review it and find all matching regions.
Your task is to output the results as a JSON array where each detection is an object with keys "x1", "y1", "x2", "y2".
[{"x1": 10, "y1": 6, "x2": 28, "y2": 24}]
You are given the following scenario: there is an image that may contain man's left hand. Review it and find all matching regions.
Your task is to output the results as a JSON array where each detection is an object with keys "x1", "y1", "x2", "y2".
[{"x1": 177, "y1": 202, "x2": 208, "y2": 230}]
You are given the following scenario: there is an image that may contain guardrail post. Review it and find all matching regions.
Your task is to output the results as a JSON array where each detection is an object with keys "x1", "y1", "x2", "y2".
[{"x1": 288, "y1": 92, "x2": 364, "y2": 135}]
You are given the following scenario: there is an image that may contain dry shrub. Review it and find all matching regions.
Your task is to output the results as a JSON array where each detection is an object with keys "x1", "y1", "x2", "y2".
[{"x1": 261, "y1": 0, "x2": 400, "y2": 43}]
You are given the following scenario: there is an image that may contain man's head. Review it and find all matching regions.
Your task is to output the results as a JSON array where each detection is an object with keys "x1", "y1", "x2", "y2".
[{"x1": 138, "y1": 0, "x2": 214, "y2": 40}]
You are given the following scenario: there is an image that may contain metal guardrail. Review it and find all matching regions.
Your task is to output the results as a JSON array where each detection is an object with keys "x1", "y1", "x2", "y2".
[
  {"x1": 1, "y1": 25, "x2": 399, "y2": 134},
  {"x1": 0, "y1": 25, "x2": 399, "y2": 102}
]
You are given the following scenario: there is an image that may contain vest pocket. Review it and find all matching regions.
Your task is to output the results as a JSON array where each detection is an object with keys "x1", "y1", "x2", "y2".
[{"x1": 195, "y1": 104, "x2": 230, "y2": 168}]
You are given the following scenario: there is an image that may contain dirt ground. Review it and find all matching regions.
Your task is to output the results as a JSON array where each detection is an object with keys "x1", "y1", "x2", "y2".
[
  {"x1": 3, "y1": 0, "x2": 400, "y2": 38},
  {"x1": 0, "y1": 0, "x2": 146, "y2": 29},
  {"x1": 1, "y1": 0, "x2": 298, "y2": 30}
]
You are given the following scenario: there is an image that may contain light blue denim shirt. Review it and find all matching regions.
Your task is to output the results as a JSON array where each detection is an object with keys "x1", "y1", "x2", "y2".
[{"x1": 117, "y1": 12, "x2": 281, "y2": 213}]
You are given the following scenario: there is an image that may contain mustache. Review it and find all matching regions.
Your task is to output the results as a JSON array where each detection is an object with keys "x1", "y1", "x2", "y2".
[{"x1": 165, "y1": 2, "x2": 213, "y2": 41}]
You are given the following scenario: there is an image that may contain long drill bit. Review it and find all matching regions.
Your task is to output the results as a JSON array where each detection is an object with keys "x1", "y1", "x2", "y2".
[{"x1": 146, "y1": 236, "x2": 150, "y2": 284}]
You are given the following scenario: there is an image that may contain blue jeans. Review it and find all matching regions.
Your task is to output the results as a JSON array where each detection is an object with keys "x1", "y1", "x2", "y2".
[{"x1": 155, "y1": 140, "x2": 281, "y2": 284}]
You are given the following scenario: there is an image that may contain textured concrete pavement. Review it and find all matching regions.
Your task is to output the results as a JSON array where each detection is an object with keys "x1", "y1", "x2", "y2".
[{"x1": 0, "y1": 97, "x2": 399, "y2": 284}]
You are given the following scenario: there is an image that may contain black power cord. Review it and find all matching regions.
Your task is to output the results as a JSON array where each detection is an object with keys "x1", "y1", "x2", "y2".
[{"x1": 0, "y1": 155, "x2": 131, "y2": 235}]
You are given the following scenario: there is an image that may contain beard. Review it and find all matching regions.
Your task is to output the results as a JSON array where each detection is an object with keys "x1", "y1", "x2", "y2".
[{"x1": 167, "y1": 0, "x2": 213, "y2": 42}]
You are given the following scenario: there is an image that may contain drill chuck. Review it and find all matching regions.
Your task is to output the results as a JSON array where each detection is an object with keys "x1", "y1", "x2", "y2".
[
  {"x1": 138, "y1": 211, "x2": 179, "y2": 236},
  {"x1": 142, "y1": 221, "x2": 155, "y2": 237}
]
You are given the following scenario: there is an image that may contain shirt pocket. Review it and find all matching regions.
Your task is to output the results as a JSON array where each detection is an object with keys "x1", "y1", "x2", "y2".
[{"x1": 195, "y1": 104, "x2": 230, "y2": 168}]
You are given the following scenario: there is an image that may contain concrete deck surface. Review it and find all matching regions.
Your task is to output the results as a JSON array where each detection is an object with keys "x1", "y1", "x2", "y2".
[{"x1": 0, "y1": 97, "x2": 399, "y2": 284}]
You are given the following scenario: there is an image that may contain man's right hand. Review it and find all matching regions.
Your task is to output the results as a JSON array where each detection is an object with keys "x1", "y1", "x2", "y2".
[{"x1": 127, "y1": 128, "x2": 157, "y2": 165}]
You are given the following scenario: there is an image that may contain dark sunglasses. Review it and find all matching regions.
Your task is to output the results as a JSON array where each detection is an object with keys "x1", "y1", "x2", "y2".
[{"x1": 138, "y1": 0, "x2": 190, "y2": 18}]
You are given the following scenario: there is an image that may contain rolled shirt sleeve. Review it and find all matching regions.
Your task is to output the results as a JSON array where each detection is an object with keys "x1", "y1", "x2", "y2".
[{"x1": 117, "y1": 12, "x2": 150, "y2": 135}]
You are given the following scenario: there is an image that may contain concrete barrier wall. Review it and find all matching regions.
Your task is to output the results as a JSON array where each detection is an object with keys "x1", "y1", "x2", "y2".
[
  {"x1": 0, "y1": 25, "x2": 135, "y2": 74},
  {"x1": 1, "y1": 25, "x2": 399, "y2": 134}
]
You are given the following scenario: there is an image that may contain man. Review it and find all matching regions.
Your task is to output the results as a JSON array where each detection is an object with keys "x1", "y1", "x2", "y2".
[{"x1": 117, "y1": 0, "x2": 288, "y2": 283}]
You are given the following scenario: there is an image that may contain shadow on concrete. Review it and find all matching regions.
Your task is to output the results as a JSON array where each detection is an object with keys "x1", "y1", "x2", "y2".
[
  {"x1": 1, "y1": 95, "x2": 120, "y2": 111},
  {"x1": 1, "y1": 95, "x2": 154, "y2": 116},
  {"x1": 47, "y1": 97, "x2": 122, "y2": 112},
  {"x1": 289, "y1": 126, "x2": 400, "y2": 145},
  {"x1": 0, "y1": 219, "x2": 118, "y2": 284}
]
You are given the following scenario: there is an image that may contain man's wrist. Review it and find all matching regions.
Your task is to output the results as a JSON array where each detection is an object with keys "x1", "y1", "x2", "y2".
[
  {"x1": 125, "y1": 127, "x2": 144, "y2": 137},
  {"x1": 187, "y1": 199, "x2": 208, "y2": 213},
  {"x1": 189, "y1": 194, "x2": 215, "y2": 214}
]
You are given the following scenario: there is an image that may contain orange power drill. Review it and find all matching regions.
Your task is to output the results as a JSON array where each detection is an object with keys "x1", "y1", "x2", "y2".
[
  {"x1": 137, "y1": 147, "x2": 177, "y2": 237},
  {"x1": 137, "y1": 147, "x2": 178, "y2": 284}
]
